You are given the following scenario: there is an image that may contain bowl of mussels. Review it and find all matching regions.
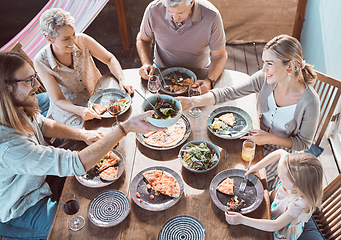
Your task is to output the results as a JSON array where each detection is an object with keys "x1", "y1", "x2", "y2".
[{"x1": 142, "y1": 94, "x2": 182, "y2": 128}]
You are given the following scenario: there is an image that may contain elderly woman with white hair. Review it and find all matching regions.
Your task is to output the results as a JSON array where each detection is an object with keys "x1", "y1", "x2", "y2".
[{"x1": 34, "y1": 8, "x2": 133, "y2": 127}]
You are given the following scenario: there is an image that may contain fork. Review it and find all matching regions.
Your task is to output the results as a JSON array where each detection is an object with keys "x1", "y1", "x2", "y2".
[
  {"x1": 156, "y1": 68, "x2": 170, "y2": 91},
  {"x1": 239, "y1": 153, "x2": 253, "y2": 192}
]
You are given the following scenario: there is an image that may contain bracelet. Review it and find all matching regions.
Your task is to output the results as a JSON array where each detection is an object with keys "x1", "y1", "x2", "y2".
[
  {"x1": 117, "y1": 123, "x2": 127, "y2": 136},
  {"x1": 207, "y1": 77, "x2": 216, "y2": 88}
]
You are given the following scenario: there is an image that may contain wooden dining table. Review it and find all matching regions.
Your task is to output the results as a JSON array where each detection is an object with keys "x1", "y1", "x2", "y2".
[{"x1": 48, "y1": 68, "x2": 273, "y2": 240}]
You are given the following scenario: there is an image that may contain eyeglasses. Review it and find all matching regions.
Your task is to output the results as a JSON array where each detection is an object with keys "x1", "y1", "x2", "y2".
[{"x1": 6, "y1": 72, "x2": 38, "y2": 87}]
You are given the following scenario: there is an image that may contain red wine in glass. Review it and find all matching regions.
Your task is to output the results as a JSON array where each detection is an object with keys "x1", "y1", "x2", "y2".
[
  {"x1": 61, "y1": 192, "x2": 85, "y2": 231},
  {"x1": 108, "y1": 104, "x2": 122, "y2": 127},
  {"x1": 62, "y1": 199, "x2": 80, "y2": 215}
]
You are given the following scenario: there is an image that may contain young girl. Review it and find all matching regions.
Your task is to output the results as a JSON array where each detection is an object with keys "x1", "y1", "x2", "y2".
[{"x1": 225, "y1": 149, "x2": 323, "y2": 240}]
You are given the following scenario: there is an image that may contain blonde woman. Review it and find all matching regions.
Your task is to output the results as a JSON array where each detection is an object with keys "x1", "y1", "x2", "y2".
[
  {"x1": 34, "y1": 8, "x2": 133, "y2": 127},
  {"x1": 225, "y1": 149, "x2": 323, "y2": 240},
  {"x1": 176, "y1": 35, "x2": 320, "y2": 190}
]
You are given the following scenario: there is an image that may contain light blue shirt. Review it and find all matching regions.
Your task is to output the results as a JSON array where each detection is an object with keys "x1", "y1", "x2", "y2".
[{"x1": 0, "y1": 114, "x2": 85, "y2": 222}]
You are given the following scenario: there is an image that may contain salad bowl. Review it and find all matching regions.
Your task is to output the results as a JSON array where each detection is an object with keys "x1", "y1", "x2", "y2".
[
  {"x1": 179, "y1": 140, "x2": 220, "y2": 173},
  {"x1": 142, "y1": 94, "x2": 182, "y2": 128}
]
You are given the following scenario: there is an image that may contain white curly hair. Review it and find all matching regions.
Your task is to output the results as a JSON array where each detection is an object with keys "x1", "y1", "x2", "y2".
[{"x1": 40, "y1": 8, "x2": 75, "y2": 39}]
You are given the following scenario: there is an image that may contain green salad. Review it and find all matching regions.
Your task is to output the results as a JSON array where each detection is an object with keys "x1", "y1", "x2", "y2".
[
  {"x1": 146, "y1": 96, "x2": 178, "y2": 119},
  {"x1": 181, "y1": 142, "x2": 218, "y2": 170},
  {"x1": 209, "y1": 118, "x2": 228, "y2": 133},
  {"x1": 110, "y1": 98, "x2": 130, "y2": 111}
]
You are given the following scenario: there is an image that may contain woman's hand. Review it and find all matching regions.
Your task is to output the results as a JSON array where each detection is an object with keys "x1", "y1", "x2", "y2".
[
  {"x1": 241, "y1": 129, "x2": 272, "y2": 146},
  {"x1": 119, "y1": 80, "x2": 134, "y2": 95},
  {"x1": 81, "y1": 130, "x2": 105, "y2": 145},
  {"x1": 139, "y1": 64, "x2": 155, "y2": 80},
  {"x1": 122, "y1": 111, "x2": 166, "y2": 134},
  {"x1": 225, "y1": 211, "x2": 244, "y2": 225},
  {"x1": 175, "y1": 96, "x2": 195, "y2": 113},
  {"x1": 79, "y1": 107, "x2": 101, "y2": 121}
]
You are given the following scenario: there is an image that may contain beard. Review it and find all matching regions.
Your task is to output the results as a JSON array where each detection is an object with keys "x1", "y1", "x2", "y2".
[{"x1": 10, "y1": 89, "x2": 39, "y2": 108}]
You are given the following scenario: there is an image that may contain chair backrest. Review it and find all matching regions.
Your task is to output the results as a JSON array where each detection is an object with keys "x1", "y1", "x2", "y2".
[
  {"x1": 313, "y1": 174, "x2": 341, "y2": 240},
  {"x1": 313, "y1": 71, "x2": 341, "y2": 146},
  {"x1": 0, "y1": 0, "x2": 108, "y2": 59},
  {"x1": 9, "y1": 42, "x2": 46, "y2": 94}
]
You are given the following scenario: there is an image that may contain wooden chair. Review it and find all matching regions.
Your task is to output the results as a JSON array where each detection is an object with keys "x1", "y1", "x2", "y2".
[
  {"x1": 313, "y1": 173, "x2": 341, "y2": 239},
  {"x1": 9, "y1": 42, "x2": 46, "y2": 94},
  {"x1": 313, "y1": 71, "x2": 341, "y2": 147}
]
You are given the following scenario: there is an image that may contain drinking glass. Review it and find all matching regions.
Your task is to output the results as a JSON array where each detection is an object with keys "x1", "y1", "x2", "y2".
[
  {"x1": 61, "y1": 192, "x2": 85, "y2": 231},
  {"x1": 108, "y1": 102, "x2": 122, "y2": 128},
  {"x1": 188, "y1": 84, "x2": 201, "y2": 118},
  {"x1": 242, "y1": 140, "x2": 255, "y2": 161},
  {"x1": 148, "y1": 75, "x2": 161, "y2": 94}
]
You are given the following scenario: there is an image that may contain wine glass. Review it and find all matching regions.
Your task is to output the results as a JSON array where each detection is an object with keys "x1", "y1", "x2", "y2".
[
  {"x1": 188, "y1": 84, "x2": 202, "y2": 117},
  {"x1": 61, "y1": 192, "x2": 85, "y2": 231},
  {"x1": 148, "y1": 75, "x2": 161, "y2": 94},
  {"x1": 108, "y1": 102, "x2": 122, "y2": 128}
]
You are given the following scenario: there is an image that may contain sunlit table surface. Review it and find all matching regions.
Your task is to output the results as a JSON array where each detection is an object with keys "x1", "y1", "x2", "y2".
[{"x1": 48, "y1": 69, "x2": 273, "y2": 240}]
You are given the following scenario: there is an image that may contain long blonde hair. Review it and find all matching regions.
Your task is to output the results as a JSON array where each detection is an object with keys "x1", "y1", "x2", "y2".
[
  {"x1": 284, "y1": 152, "x2": 323, "y2": 212},
  {"x1": 265, "y1": 34, "x2": 317, "y2": 86},
  {"x1": 0, "y1": 52, "x2": 38, "y2": 134}
]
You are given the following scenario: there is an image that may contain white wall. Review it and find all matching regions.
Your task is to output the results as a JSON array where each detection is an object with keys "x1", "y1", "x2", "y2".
[
  {"x1": 300, "y1": 0, "x2": 341, "y2": 165},
  {"x1": 301, "y1": 0, "x2": 341, "y2": 79}
]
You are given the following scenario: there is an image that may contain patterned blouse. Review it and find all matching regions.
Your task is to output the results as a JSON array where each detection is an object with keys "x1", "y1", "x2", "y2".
[{"x1": 35, "y1": 33, "x2": 102, "y2": 126}]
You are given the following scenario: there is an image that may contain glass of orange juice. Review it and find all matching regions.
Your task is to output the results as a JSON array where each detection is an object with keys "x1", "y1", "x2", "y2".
[{"x1": 242, "y1": 140, "x2": 255, "y2": 161}]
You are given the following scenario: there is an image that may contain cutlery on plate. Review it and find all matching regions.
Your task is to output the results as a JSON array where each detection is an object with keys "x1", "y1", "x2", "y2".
[
  {"x1": 239, "y1": 153, "x2": 253, "y2": 192},
  {"x1": 134, "y1": 89, "x2": 164, "y2": 118},
  {"x1": 225, "y1": 130, "x2": 250, "y2": 136}
]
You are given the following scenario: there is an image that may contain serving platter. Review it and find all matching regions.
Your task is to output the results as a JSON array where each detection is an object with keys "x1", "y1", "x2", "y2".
[
  {"x1": 130, "y1": 166, "x2": 184, "y2": 211},
  {"x1": 88, "y1": 190, "x2": 130, "y2": 227},
  {"x1": 75, "y1": 149, "x2": 125, "y2": 188},
  {"x1": 207, "y1": 106, "x2": 252, "y2": 139},
  {"x1": 209, "y1": 169, "x2": 264, "y2": 214},
  {"x1": 88, "y1": 88, "x2": 131, "y2": 118},
  {"x1": 158, "y1": 215, "x2": 206, "y2": 240},
  {"x1": 136, "y1": 115, "x2": 191, "y2": 150},
  {"x1": 159, "y1": 67, "x2": 197, "y2": 95}
]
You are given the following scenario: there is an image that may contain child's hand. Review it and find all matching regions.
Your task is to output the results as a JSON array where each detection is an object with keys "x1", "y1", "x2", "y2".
[
  {"x1": 245, "y1": 165, "x2": 258, "y2": 176},
  {"x1": 225, "y1": 211, "x2": 243, "y2": 225}
]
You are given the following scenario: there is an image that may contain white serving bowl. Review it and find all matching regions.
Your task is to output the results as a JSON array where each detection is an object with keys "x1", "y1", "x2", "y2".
[{"x1": 142, "y1": 94, "x2": 182, "y2": 128}]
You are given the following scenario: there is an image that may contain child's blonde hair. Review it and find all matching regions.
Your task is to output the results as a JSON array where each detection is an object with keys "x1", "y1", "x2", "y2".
[{"x1": 284, "y1": 153, "x2": 323, "y2": 212}]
